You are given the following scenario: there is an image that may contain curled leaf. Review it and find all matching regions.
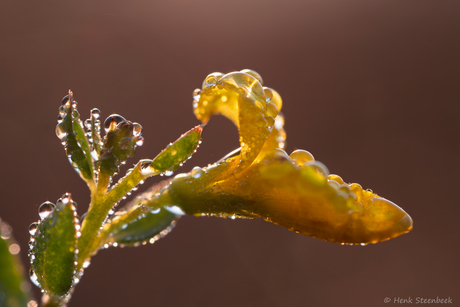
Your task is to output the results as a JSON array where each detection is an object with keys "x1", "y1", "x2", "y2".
[
  {"x1": 193, "y1": 70, "x2": 282, "y2": 172},
  {"x1": 30, "y1": 195, "x2": 78, "y2": 296},
  {"x1": 140, "y1": 70, "x2": 412, "y2": 245}
]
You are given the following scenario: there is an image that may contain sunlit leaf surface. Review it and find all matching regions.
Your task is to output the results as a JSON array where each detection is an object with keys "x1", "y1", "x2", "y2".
[
  {"x1": 140, "y1": 69, "x2": 412, "y2": 245},
  {"x1": 30, "y1": 196, "x2": 78, "y2": 296}
]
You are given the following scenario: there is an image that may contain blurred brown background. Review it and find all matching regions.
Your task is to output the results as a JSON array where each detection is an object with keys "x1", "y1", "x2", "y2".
[{"x1": 1, "y1": 1, "x2": 459, "y2": 306}]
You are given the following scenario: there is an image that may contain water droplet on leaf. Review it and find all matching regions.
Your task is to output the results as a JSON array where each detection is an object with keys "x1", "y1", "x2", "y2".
[
  {"x1": 61, "y1": 95, "x2": 70, "y2": 106},
  {"x1": 55, "y1": 124, "x2": 67, "y2": 140},
  {"x1": 164, "y1": 205, "x2": 185, "y2": 215},
  {"x1": 191, "y1": 166, "x2": 203, "y2": 178},
  {"x1": 240, "y1": 69, "x2": 263, "y2": 85},
  {"x1": 91, "y1": 108, "x2": 101, "y2": 119},
  {"x1": 61, "y1": 192, "x2": 72, "y2": 205},
  {"x1": 84, "y1": 119, "x2": 91, "y2": 130},
  {"x1": 136, "y1": 136, "x2": 144, "y2": 146},
  {"x1": 264, "y1": 87, "x2": 273, "y2": 102},
  {"x1": 204, "y1": 72, "x2": 223, "y2": 87},
  {"x1": 29, "y1": 269, "x2": 40, "y2": 287},
  {"x1": 306, "y1": 161, "x2": 330, "y2": 177},
  {"x1": 29, "y1": 222, "x2": 39, "y2": 235},
  {"x1": 290, "y1": 149, "x2": 315, "y2": 166},
  {"x1": 104, "y1": 114, "x2": 126, "y2": 133},
  {"x1": 133, "y1": 123, "x2": 143, "y2": 137},
  {"x1": 193, "y1": 88, "x2": 201, "y2": 100},
  {"x1": 38, "y1": 201, "x2": 55, "y2": 219}
]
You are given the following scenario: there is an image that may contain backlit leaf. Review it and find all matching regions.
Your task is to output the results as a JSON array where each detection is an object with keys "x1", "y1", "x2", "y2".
[{"x1": 30, "y1": 197, "x2": 78, "y2": 296}]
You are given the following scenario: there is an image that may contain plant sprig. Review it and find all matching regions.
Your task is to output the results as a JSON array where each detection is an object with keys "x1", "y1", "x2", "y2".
[{"x1": 15, "y1": 69, "x2": 413, "y2": 306}]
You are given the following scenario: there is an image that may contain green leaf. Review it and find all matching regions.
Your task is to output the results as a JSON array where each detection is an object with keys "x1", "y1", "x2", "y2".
[
  {"x1": 31, "y1": 197, "x2": 78, "y2": 296},
  {"x1": 97, "y1": 117, "x2": 144, "y2": 191},
  {"x1": 94, "y1": 180, "x2": 178, "y2": 248},
  {"x1": 149, "y1": 124, "x2": 203, "y2": 174},
  {"x1": 105, "y1": 207, "x2": 178, "y2": 246},
  {"x1": 56, "y1": 92, "x2": 94, "y2": 184},
  {"x1": 0, "y1": 218, "x2": 31, "y2": 307}
]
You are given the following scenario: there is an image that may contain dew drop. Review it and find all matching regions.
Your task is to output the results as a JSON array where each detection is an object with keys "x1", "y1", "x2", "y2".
[
  {"x1": 91, "y1": 108, "x2": 101, "y2": 119},
  {"x1": 29, "y1": 269, "x2": 39, "y2": 287},
  {"x1": 28, "y1": 222, "x2": 39, "y2": 235},
  {"x1": 83, "y1": 260, "x2": 91, "y2": 268},
  {"x1": 339, "y1": 184, "x2": 351, "y2": 194},
  {"x1": 38, "y1": 202, "x2": 55, "y2": 219},
  {"x1": 139, "y1": 159, "x2": 155, "y2": 176},
  {"x1": 274, "y1": 114, "x2": 285, "y2": 130},
  {"x1": 290, "y1": 149, "x2": 315, "y2": 167},
  {"x1": 61, "y1": 95, "x2": 70, "y2": 106},
  {"x1": 84, "y1": 119, "x2": 91, "y2": 130},
  {"x1": 306, "y1": 161, "x2": 330, "y2": 177},
  {"x1": 240, "y1": 69, "x2": 263, "y2": 85},
  {"x1": 104, "y1": 114, "x2": 126, "y2": 133},
  {"x1": 61, "y1": 192, "x2": 72, "y2": 205},
  {"x1": 266, "y1": 116, "x2": 275, "y2": 129},
  {"x1": 55, "y1": 124, "x2": 67, "y2": 140},
  {"x1": 151, "y1": 208, "x2": 161, "y2": 214},
  {"x1": 263, "y1": 87, "x2": 273, "y2": 102},
  {"x1": 164, "y1": 205, "x2": 185, "y2": 215},
  {"x1": 133, "y1": 123, "x2": 143, "y2": 137},
  {"x1": 58, "y1": 106, "x2": 67, "y2": 118},
  {"x1": 91, "y1": 149, "x2": 99, "y2": 161},
  {"x1": 193, "y1": 88, "x2": 201, "y2": 100},
  {"x1": 164, "y1": 170, "x2": 174, "y2": 176},
  {"x1": 191, "y1": 166, "x2": 203, "y2": 178},
  {"x1": 136, "y1": 136, "x2": 144, "y2": 146},
  {"x1": 266, "y1": 102, "x2": 278, "y2": 118},
  {"x1": 204, "y1": 73, "x2": 220, "y2": 87},
  {"x1": 327, "y1": 179, "x2": 341, "y2": 189}
]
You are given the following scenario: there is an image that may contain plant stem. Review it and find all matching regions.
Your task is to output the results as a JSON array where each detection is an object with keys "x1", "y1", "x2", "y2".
[{"x1": 76, "y1": 163, "x2": 150, "y2": 270}]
